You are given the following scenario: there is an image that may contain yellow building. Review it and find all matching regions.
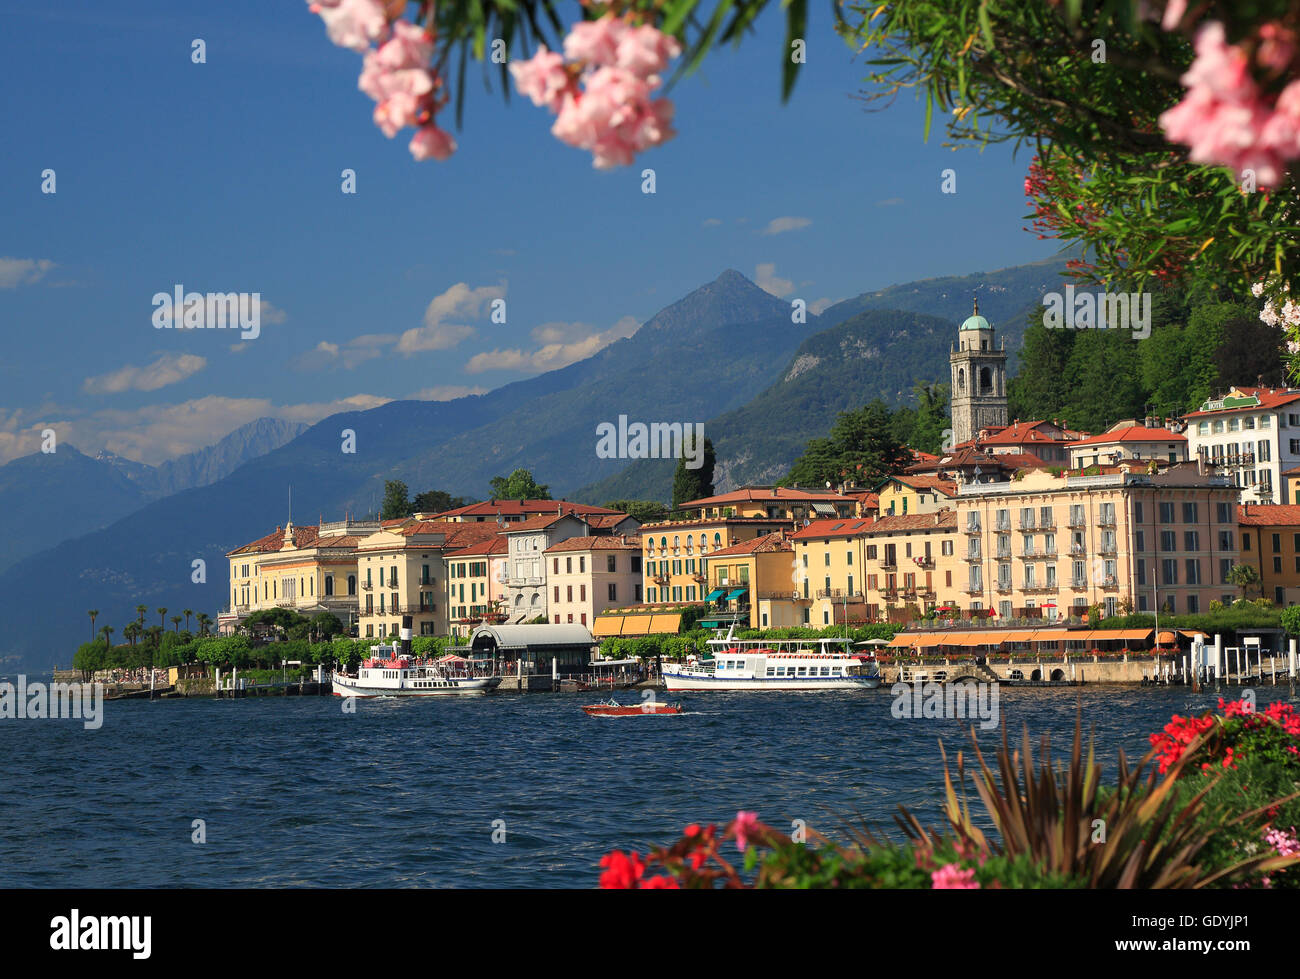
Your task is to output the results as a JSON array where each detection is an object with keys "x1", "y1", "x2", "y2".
[
  {"x1": 877, "y1": 474, "x2": 958, "y2": 517},
  {"x1": 223, "y1": 518, "x2": 380, "y2": 635},
  {"x1": 789, "y1": 517, "x2": 876, "y2": 626},
  {"x1": 641, "y1": 517, "x2": 790, "y2": 605},
  {"x1": 699, "y1": 531, "x2": 797, "y2": 629},
  {"x1": 676, "y1": 486, "x2": 855, "y2": 521},
  {"x1": 861, "y1": 511, "x2": 959, "y2": 623},
  {"x1": 1237, "y1": 503, "x2": 1300, "y2": 606}
]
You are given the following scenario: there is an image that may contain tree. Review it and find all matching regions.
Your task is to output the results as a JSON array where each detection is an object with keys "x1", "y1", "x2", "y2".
[
  {"x1": 906, "y1": 382, "x2": 950, "y2": 455},
  {"x1": 785, "y1": 400, "x2": 913, "y2": 488},
  {"x1": 196, "y1": 613, "x2": 213, "y2": 637},
  {"x1": 1281, "y1": 605, "x2": 1300, "y2": 637},
  {"x1": 170, "y1": 615, "x2": 183, "y2": 632},
  {"x1": 182, "y1": 608, "x2": 194, "y2": 632},
  {"x1": 310, "y1": 611, "x2": 345, "y2": 642},
  {"x1": 602, "y1": 499, "x2": 669, "y2": 524},
  {"x1": 671, "y1": 436, "x2": 716, "y2": 507},
  {"x1": 135, "y1": 605, "x2": 147, "y2": 626},
  {"x1": 381, "y1": 479, "x2": 411, "y2": 520},
  {"x1": 157, "y1": 607, "x2": 168, "y2": 630},
  {"x1": 1008, "y1": 316, "x2": 1076, "y2": 424},
  {"x1": 412, "y1": 489, "x2": 469, "y2": 514},
  {"x1": 87, "y1": 609, "x2": 98, "y2": 639},
  {"x1": 489, "y1": 468, "x2": 551, "y2": 500},
  {"x1": 1227, "y1": 564, "x2": 1263, "y2": 601}
]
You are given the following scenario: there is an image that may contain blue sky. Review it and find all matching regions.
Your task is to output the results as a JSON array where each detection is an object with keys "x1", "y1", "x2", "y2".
[{"x1": 0, "y1": 0, "x2": 1057, "y2": 466}]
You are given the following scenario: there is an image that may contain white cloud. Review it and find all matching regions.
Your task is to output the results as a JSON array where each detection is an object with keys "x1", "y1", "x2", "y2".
[
  {"x1": 0, "y1": 393, "x2": 392, "y2": 466},
  {"x1": 701, "y1": 218, "x2": 722, "y2": 227},
  {"x1": 259, "y1": 300, "x2": 288, "y2": 323},
  {"x1": 0, "y1": 258, "x2": 55, "y2": 288},
  {"x1": 761, "y1": 217, "x2": 812, "y2": 235},
  {"x1": 465, "y1": 315, "x2": 640, "y2": 375},
  {"x1": 395, "y1": 281, "x2": 505, "y2": 355},
  {"x1": 755, "y1": 263, "x2": 794, "y2": 298},
  {"x1": 293, "y1": 339, "x2": 383, "y2": 371},
  {"x1": 875, "y1": 197, "x2": 904, "y2": 207},
  {"x1": 83, "y1": 353, "x2": 208, "y2": 394}
]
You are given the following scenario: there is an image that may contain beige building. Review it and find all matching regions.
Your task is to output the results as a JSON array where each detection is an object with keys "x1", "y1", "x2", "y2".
[
  {"x1": 446, "y1": 534, "x2": 509, "y2": 637},
  {"x1": 544, "y1": 535, "x2": 643, "y2": 627},
  {"x1": 356, "y1": 521, "x2": 502, "y2": 638},
  {"x1": 641, "y1": 517, "x2": 790, "y2": 605},
  {"x1": 223, "y1": 518, "x2": 380, "y2": 635},
  {"x1": 502, "y1": 511, "x2": 640, "y2": 623},
  {"x1": 877, "y1": 475, "x2": 957, "y2": 517},
  {"x1": 677, "y1": 486, "x2": 855, "y2": 521},
  {"x1": 1068, "y1": 419, "x2": 1188, "y2": 469}
]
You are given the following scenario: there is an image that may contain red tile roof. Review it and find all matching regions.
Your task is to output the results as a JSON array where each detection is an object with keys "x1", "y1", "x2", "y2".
[
  {"x1": 1183, "y1": 386, "x2": 1300, "y2": 418},
  {"x1": 681, "y1": 486, "x2": 853, "y2": 508},
  {"x1": 447, "y1": 534, "x2": 509, "y2": 556},
  {"x1": 228, "y1": 524, "x2": 323, "y2": 556},
  {"x1": 1237, "y1": 504, "x2": 1300, "y2": 526},
  {"x1": 790, "y1": 518, "x2": 875, "y2": 540},
  {"x1": 888, "y1": 474, "x2": 959, "y2": 496},
  {"x1": 544, "y1": 535, "x2": 641, "y2": 552},
  {"x1": 703, "y1": 531, "x2": 792, "y2": 556},
  {"x1": 429, "y1": 499, "x2": 619, "y2": 518},
  {"x1": 866, "y1": 510, "x2": 957, "y2": 534},
  {"x1": 1072, "y1": 425, "x2": 1186, "y2": 446}
]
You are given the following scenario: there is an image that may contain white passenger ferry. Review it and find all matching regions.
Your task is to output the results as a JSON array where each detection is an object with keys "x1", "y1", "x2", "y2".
[
  {"x1": 331, "y1": 644, "x2": 501, "y2": 697},
  {"x1": 662, "y1": 628, "x2": 882, "y2": 691}
]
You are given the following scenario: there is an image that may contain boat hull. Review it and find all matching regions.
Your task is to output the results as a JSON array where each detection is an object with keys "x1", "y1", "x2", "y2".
[
  {"x1": 331, "y1": 675, "x2": 502, "y2": 697},
  {"x1": 661, "y1": 672, "x2": 880, "y2": 691},
  {"x1": 582, "y1": 704, "x2": 682, "y2": 715}
]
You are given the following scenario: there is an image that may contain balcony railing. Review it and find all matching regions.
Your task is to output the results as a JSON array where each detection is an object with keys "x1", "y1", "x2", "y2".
[
  {"x1": 1069, "y1": 544, "x2": 1087, "y2": 556},
  {"x1": 964, "y1": 524, "x2": 982, "y2": 535},
  {"x1": 964, "y1": 551, "x2": 982, "y2": 562},
  {"x1": 914, "y1": 556, "x2": 935, "y2": 569},
  {"x1": 1068, "y1": 514, "x2": 1086, "y2": 527},
  {"x1": 995, "y1": 518, "x2": 1012, "y2": 531},
  {"x1": 1070, "y1": 577, "x2": 1088, "y2": 589},
  {"x1": 880, "y1": 561, "x2": 897, "y2": 570}
]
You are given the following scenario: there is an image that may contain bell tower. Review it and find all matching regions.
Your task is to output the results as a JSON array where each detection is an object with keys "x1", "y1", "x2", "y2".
[{"x1": 949, "y1": 296, "x2": 1008, "y2": 447}]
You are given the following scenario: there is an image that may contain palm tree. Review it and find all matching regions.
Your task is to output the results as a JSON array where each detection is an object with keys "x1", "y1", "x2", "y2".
[
  {"x1": 157, "y1": 607, "x2": 168, "y2": 629},
  {"x1": 123, "y1": 622, "x2": 139, "y2": 646},
  {"x1": 1226, "y1": 563, "x2": 1263, "y2": 601},
  {"x1": 101, "y1": 625, "x2": 114, "y2": 648},
  {"x1": 171, "y1": 616, "x2": 182, "y2": 632},
  {"x1": 183, "y1": 608, "x2": 194, "y2": 632},
  {"x1": 135, "y1": 605, "x2": 147, "y2": 626},
  {"x1": 88, "y1": 609, "x2": 98, "y2": 639},
  {"x1": 197, "y1": 612, "x2": 213, "y2": 637}
]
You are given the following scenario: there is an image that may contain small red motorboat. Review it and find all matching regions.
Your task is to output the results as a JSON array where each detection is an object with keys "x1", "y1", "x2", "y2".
[{"x1": 582, "y1": 697, "x2": 683, "y2": 716}]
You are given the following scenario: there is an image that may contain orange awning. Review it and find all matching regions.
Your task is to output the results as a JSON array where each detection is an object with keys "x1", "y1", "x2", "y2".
[
  {"x1": 620, "y1": 616, "x2": 654, "y2": 636},
  {"x1": 888, "y1": 633, "x2": 917, "y2": 647},
  {"x1": 592, "y1": 616, "x2": 624, "y2": 637},
  {"x1": 648, "y1": 613, "x2": 682, "y2": 634}
]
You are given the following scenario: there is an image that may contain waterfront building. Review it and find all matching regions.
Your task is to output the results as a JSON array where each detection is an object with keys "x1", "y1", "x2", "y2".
[
  {"x1": 949, "y1": 297, "x2": 1009, "y2": 447},
  {"x1": 675, "y1": 485, "x2": 855, "y2": 521},
  {"x1": 700, "y1": 531, "x2": 797, "y2": 629},
  {"x1": 1236, "y1": 503, "x2": 1300, "y2": 606},
  {"x1": 501, "y1": 510, "x2": 640, "y2": 623},
  {"x1": 445, "y1": 534, "x2": 509, "y2": 637},
  {"x1": 859, "y1": 510, "x2": 960, "y2": 623},
  {"x1": 1182, "y1": 385, "x2": 1300, "y2": 504},
  {"x1": 1068, "y1": 418, "x2": 1189, "y2": 469},
  {"x1": 952, "y1": 462, "x2": 1240, "y2": 619},
  {"x1": 223, "y1": 518, "x2": 381, "y2": 635},
  {"x1": 641, "y1": 516, "x2": 791, "y2": 605},
  {"x1": 544, "y1": 535, "x2": 643, "y2": 627},
  {"x1": 356, "y1": 520, "x2": 501, "y2": 638},
  {"x1": 789, "y1": 517, "x2": 876, "y2": 627}
]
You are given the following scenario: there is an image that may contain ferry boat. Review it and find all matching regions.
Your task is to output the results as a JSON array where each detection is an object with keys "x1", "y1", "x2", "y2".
[
  {"x1": 331, "y1": 644, "x2": 502, "y2": 697},
  {"x1": 661, "y1": 628, "x2": 882, "y2": 691}
]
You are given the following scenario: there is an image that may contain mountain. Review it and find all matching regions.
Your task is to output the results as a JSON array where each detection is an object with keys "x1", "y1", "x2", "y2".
[
  {"x1": 0, "y1": 447, "x2": 151, "y2": 575},
  {"x1": 0, "y1": 262, "x2": 1067, "y2": 670},
  {"x1": 0, "y1": 417, "x2": 310, "y2": 575},
  {"x1": 575, "y1": 260, "x2": 1072, "y2": 502}
]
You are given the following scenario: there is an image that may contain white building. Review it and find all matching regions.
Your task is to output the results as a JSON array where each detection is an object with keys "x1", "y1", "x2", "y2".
[{"x1": 1182, "y1": 386, "x2": 1300, "y2": 504}]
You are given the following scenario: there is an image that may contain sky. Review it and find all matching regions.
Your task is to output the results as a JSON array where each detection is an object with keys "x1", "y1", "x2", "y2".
[{"x1": 0, "y1": 0, "x2": 1058, "y2": 467}]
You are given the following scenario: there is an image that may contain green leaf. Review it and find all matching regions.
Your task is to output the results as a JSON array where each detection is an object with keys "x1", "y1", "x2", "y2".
[{"x1": 782, "y1": 0, "x2": 807, "y2": 101}]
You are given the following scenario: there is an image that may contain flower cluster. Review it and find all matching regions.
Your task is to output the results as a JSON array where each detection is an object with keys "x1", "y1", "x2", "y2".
[
  {"x1": 597, "y1": 849, "x2": 680, "y2": 888},
  {"x1": 510, "y1": 14, "x2": 680, "y2": 168},
  {"x1": 1265, "y1": 826, "x2": 1300, "y2": 858},
  {"x1": 1150, "y1": 711, "x2": 1216, "y2": 774},
  {"x1": 1159, "y1": 21, "x2": 1300, "y2": 189},
  {"x1": 931, "y1": 863, "x2": 980, "y2": 889},
  {"x1": 1151, "y1": 698, "x2": 1300, "y2": 775},
  {"x1": 1251, "y1": 280, "x2": 1300, "y2": 358},
  {"x1": 307, "y1": 1, "x2": 455, "y2": 161}
]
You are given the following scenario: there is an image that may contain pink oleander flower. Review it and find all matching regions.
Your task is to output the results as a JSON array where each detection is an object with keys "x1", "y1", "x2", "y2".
[
  {"x1": 615, "y1": 24, "x2": 682, "y2": 80},
  {"x1": 510, "y1": 46, "x2": 572, "y2": 111},
  {"x1": 931, "y1": 863, "x2": 980, "y2": 889},
  {"x1": 1159, "y1": 21, "x2": 1300, "y2": 188},
  {"x1": 732, "y1": 810, "x2": 759, "y2": 852},
  {"x1": 1264, "y1": 826, "x2": 1300, "y2": 858},
  {"x1": 564, "y1": 14, "x2": 629, "y2": 67},
  {"x1": 409, "y1": 124, "x2": 456, "y2": 161},
  {"x1": 551, "y1": 66, "x2": 675, "y2": 168},
  {"x1": 375, "y1": 20, "x2": 435, "y2": 70},
  {"x1": 308, "y1": 0, "x2": 389, "y2": 53}
]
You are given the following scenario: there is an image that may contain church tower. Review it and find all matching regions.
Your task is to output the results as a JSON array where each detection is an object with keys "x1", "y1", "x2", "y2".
[{"x1": 949, "y1": 296, "x2": 1008, "y2": 446}]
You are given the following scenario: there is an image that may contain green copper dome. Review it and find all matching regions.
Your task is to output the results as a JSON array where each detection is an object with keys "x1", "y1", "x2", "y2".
[{"x1": 960, "y1": 297, "x2": 991, "y2": 331}]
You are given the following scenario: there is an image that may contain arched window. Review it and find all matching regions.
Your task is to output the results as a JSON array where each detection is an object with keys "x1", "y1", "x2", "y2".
[
  {"x1": 660, "y1": 536, "x2": 668, "y2": 549},
  {"x1": 325, "y1": 575, "x2": 334, "y2": 597},
  {"x1": 979, "y1": 366, "x2": 992, "y2": 394},
  {"x1": 714, "y1": 533, "x2": 722, "y2": 547},
  {"x1": 957, "y1": 368, "x2": 966, "y2": 393},
  {"x1": 347, "y1": 574, "x2": 356, "y2": 595}
]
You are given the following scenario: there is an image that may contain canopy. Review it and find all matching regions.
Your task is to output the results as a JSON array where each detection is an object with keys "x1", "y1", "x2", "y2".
[
  {"x1": 620, "y1": 617, "x2": 654, "y2": 636},
  {"x1": 855, "y1": 638, "x2": 891, "y2": 647},
  {"x1": 592, "y1": 616, "x2": 624, "y2": 637},
  {"x1": 648, "y1": 613, "x2": 682, "y2": 634},
  {"x1": 590, "y1": 658, "x2": 639, "y2": 667},
  {"x1": 436, "y1": 654, "x2": 469, "y2": 663},
  {"x1": 1156, "y1": 631, "x2": 1177, "y2": 644},
  {"x1": 725, "y1": 588, "x2": 748, "y2": 600},
  {"x1": 705, "y1": 588, "x2": 726, "y2": 601}
]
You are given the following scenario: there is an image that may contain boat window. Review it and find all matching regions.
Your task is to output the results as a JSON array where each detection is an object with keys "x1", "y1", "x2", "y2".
[
  {"x1": 766, "y1": 668, "x2": 775, "y2": 676},
  {"x1": 797, "y1": 667, "x2": 808, "y2": 676},
  {"x1": 820, "y1": 667, "x2": 830, "y2": 676}
]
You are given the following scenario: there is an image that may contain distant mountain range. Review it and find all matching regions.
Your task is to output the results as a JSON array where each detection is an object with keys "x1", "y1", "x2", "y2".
[
  {"x1": 0, "y1": 417, "x2": 306, "y2": 576},
  {"x1": 0, "y1": 259, "x2": 1069, "y2": 670}
]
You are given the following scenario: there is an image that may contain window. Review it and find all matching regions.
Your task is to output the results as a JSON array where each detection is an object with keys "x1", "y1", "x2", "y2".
[
  {"x1": 607, "y1": 554, "x2": 617, "y2": 573},
  {"x1": 1160, "y1": 530, "x2": 1176, "y2": 551},
  {"x1": 1159, "y1": 502, "x2": 1175, "y2": 523},
  {"x1": 1185, "y1": 559, "x2": 1201, "y2": 585},
  {"x1": 1184, "y1": 531, "x2": 1200, "y2": 551},
  {"x1": 1162, "y1": 559, "x2": 1178, "y2": 585},
  {"x1": 1183, "y1": 502, "x2": 1199, "y2": 523}
]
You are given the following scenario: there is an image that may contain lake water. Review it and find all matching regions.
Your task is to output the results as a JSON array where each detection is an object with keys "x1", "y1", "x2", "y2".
[{"x1": 2, "y1": 682, "x2": 1294, "y2": 887}]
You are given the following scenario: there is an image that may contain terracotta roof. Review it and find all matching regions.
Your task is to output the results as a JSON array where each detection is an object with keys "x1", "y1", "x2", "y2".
[
  {"x1": 1183, "y1": 386, "x2": 1300, "y2": 418},
  {"x1": 1237, "y1": 504, "x2": 1300, "y2": 526},
  {"x1": 503, "y1": 513, "x2": 588, "y2": 532},
  {"x1": 1072, "y1": 425, "x2": 1186, "y2": 446},
  {"x1": 910, "y1": 449, "x2": 940, "y2": 462},
  {"x1": 587, "y1": 513, "x2": 635, "y2": 528},
  {"x1": 228, "y1": 523, "x2": 323, "y2": 556},
  {"x1": 545, "y1": 535, "x2": 641, "y2": 553},
  {"x1": 680, "y1": 486, "x2": 853, "y2": 508},
  {"x1": 1284, "y1": 465, "x2": 1300, "y2": 475},
  {"x1": 905, "y1": 447, "x2": 1042, "y2": 473},
  {"x1": 888, "y1": 474, "x2": 959, "y2": 496},
  {"x1": 447, "y1": 535, "x2": 509, "y2": 556},
  {"x1": 703, "y1": 531, "x2": 792, "y2": 556},
  {"x1": 430, "y1": 499, "x2": 618, "y2": 518},
  {"x1": 790, "y1": 518, "x2": 875, "y2": 540},
  {"x1": 866, "y1": 509, "x2": 958, "y2": 534},
  {"x1": 641, "y1": 516, "x2": 791, "y2": 531},
  {"x1": 960, "y1": 420, "x2": 1088, "y2": 448}
]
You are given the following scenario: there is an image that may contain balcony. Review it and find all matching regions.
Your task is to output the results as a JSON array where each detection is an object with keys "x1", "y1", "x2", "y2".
[
  {"x1": 1070, "y1": 577, "x2": 1087, "y2": 589},
  {"x1": 1102, "y1": 575, "x2": 1119, "y2": 588},
  {"x1": 996, "y1": 549, "x2": 1013, "y2": 560},
  {"x1": 964, "y1": 552, "x2": 983, "y2": 562},
  {"x1": 1098, "y1": 515, "x2": 1116, "y2": 527},
  {"x1": 1018, "y1": 520, "x2": 1036, "y2": 531},
  {"x1": 1023, "y1": 584, "x2": 1058, "y2": 593},
  {"x1": 1018, "y1": 548, "x2": 1038, "y2": 559},
  {"x1": 1039, "y1": 516, "x2": 1057, "y2": 529},
  {"x1": 1069, "y1": 543, "x2": 1087, "y2": 556},
  {"x1": 962, "y1": 586, "x2": 984, "y2": 595},
  {"x1": 995, "y1": 518, "x2": 1012, "y2": 532},
  {"x1": 995, "y1": 581, "x2": 1012, "y2": 593},
  {"x1": 880, "y1": 561, "x2": 897, "y2": 571},
  {"x1": 1099, "y1": 542, "x2": 1118, "y2": 555},
  {"x1": 964, "y1": 524, "x2": 982, "y2": 535},
  {"x1": 361, "y1": 581, "x2": 374, "y2": 591},
  {"x1": 914, "y1": 556, "x2": 935, "y2": 569},
  {"x1": 917, "y1": 588, "x2": 936, "y2": 600},
  {"x1": 1068, "y1": 515, "x2": 1086, "y2": 528}
]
